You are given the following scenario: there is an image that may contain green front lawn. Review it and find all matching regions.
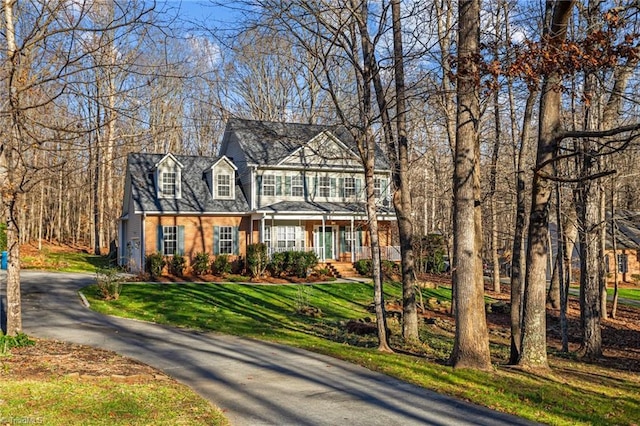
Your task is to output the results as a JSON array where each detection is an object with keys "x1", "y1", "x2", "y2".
[
  {"x1": 608, "y1": 287, "x2": 640, "y2": 302},
  {"x1": 84, "y1": 281, "x2": 640, "y2": 426},
  {"x1": 21, "y1": 248, "x2": 109, "y2": 273},
  {"x1": 0, "y1": 378, "x2": 227, "y2": 425}
]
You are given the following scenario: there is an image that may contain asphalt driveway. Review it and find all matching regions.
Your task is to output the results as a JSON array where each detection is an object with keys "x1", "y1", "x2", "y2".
[{"x1": 15, "y1": 271, "x2": 539, "y2": 425}]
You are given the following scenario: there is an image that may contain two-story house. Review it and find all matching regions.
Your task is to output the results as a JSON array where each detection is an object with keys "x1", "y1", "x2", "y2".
[{"x1": 118, "y1": 118, "x2": 398, "y2": 273}]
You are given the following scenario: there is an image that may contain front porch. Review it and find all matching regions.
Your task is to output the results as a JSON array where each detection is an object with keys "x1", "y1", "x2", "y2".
[{"x1": 251, "y1": 216, "x2": 399, "y2": 263}]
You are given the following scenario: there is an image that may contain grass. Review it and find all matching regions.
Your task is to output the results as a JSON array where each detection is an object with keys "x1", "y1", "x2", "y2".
[
  {"x1": 0, "y1": 377, "x2": 228, "y2": 425},
  {"x1": 84, "y1": 281, "x2": 640, "y2": 426},
  {"x1": 21, "y1": 249, "x2": 109, "y2": 273},
  {"x1": 608, "y1": 287, "x2": 640, "y2": 302}
]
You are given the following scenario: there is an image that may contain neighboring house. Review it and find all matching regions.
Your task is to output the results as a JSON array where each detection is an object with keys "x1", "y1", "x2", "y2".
[
  {"x1": 604, "y1": 210, "x2": 640, "y2": 282},
  {"x1": 118, "y1": 118, "x2": 398, "y2": 273}
]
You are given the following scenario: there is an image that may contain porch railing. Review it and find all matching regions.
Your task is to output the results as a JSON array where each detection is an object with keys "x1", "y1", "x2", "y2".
[
  {"x1": 354, "y1": 246, "x2": 401, "y2": 262},
  {"x1": 267, "y1": 246, "x2": 401, "y2": 262},
  {"x1": 267, "y1": 246, "x2": 320, "y2": 257}
]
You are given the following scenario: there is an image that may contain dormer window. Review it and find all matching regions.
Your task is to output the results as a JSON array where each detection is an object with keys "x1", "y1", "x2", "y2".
[
  {"x1": 209, "y1": 156, "x2": 237, "y2": 200},
  {"x1": 155, "y1": 153, "x2": 183, "y2": 200},
  {"x1": 217, "y1": 174, "x2": 231, "y2": 198},
  {"x1": 162, "y1": 172, "x2": 177, "y2": 197}
]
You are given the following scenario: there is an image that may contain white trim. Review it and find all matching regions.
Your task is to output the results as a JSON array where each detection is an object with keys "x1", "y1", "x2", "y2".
[
  {"x1": 211, "y1": 155, "x2": 238, "y2": 171},
  {"x1": 154, "y1": 152, "x2": 184, "y2": 169}
]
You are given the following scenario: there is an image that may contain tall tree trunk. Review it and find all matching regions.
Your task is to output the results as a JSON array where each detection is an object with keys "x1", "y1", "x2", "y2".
[
  {"x1": 361, "y1": 0, "x2": 418, "y2": 343},
  {"x1": 491, "y1": 82, "x2": 502, "y2": 293},
  {"x1": 610, "y1": 182, "x2": 619, "y2": 319},
  {"x1": 391, "y1": 0, "x2": 418, "y2": 342},
  {"x1": 509, "y1": 88, "x2": 537, "y2": 364},
  {"x1": 450, "y1": 0, "x2": 491, "y2": 370},
  {"x1": 2, "y1": 0, "x2": 23, "y2": 336},
  {"x1": 520, "y1": 0, "x2": 575, "y2": 370},
  {"x1": 349, "y1": 0, "x2": 391, "y2": 353},
  {"x1": 556, "y1": 182, "x2": 569, "y2": 352},
  {"x1": 577, "y1": 1, "x2": 605, "y2": 360},
  {"x1": 599, "y1": 183, "x2": 608, "y2": 319}
]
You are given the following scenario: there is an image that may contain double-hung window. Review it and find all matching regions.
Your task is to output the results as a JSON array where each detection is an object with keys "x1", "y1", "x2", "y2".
[
  {"x1": 277, "y1": 226, "x2": 297, "y2": 248},
  {"x1": 374, "y1": 178, "x2": 382, "y2": 198},
  {"x1": 318, "y1": 176, "x2": 331, "y2": 197},
  {"x1": 217, "y1": 174, "x2": 231, "y2": 198},
  {"x1": 263, "y1": 175, "x2": 275, "y2": 196},
  {"x1": 344, "y1": 177, "x2": 356, "y2": 198},
  {"x1": 617, "y1": 254, "x2": 629, "y2": 273},
  {"x1": 291, "y1": 175, "x2": 304, "y2": 197},
  {"x1": 162, "y1": 226, "x2": 177, "y2": 255},
  {"x1": 162, "y1": 172, "x2": 177, "y2": 197},
  {"x1": 342, "y1": 228, "x2": 354, "y2": 252},
  {"x1": 263, "y1": 225, "x2": 271, "y2": 247},
  {"x1": 218, "y1": 226, "x2": 234, "y2": 255}
]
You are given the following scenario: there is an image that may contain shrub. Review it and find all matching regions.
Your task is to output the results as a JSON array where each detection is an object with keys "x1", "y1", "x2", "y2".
[
  {"x1": 247, "y1": 243, "x2": 268, "y2": 278},
  {"x1": 145, "y1": 252, "x2": 165, "y2": 278},
  {"x1": 0, "y1": 333, "x2": 34, "y2": 355},
  {"x1": 382, "y1": 260, "x2": 400, "y2": 278},
  {"x1": 289, "y1": 251, "x2": 318, "y2": 278},
  {"x1": 95, "y1": 266, "x2": 125, "y2": 300},
  {"x1": 269, "y1": 252, "x2": 287, "y2": 277},
  {"x1": 212, "y1": 254, "x2": 231, "y2": 276},
  {"x1": 169, "y1": 254, "x2": 186, "y2": 277},
  {"x1": 315, "y1": 267, "x2": 330, "y2": 276},
  {"x1": 192, "y1": 252, "x2": 210, "y2": 276},
  {"x1": 355, "y1": 259, "x2": 372, "y2": 276}
]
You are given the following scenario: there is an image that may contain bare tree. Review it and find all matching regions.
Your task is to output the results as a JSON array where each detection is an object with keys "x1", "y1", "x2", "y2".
[
  {"x1": 0, "y1": 0, "x2": 153, "y2": 335},
  {"x1": 450, "y1": 0, "x2": 491, "y2": 369},
  {"x1": 519, "y1": 0, "x2": 575, "y2": 369}
]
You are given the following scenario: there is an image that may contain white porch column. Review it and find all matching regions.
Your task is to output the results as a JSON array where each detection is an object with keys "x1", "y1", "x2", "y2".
[
  {"x1": 350, "y1": 216, "x2": 355, "y2": 263},
  {"x1": 260, "y1": 215, "x2": 265, "y2": 244},
  {"x1": 321, "y1": 215, "x2": 326, "y2": 262}
]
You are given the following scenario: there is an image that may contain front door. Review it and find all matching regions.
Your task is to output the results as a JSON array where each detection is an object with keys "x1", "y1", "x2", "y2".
[{"x1": 314, "y1": 226, "x2": 334, "y2": 260}]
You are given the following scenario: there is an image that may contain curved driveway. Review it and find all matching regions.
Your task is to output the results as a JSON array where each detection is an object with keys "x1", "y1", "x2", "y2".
[{"x1": 18, "y1": 271, "x2": 538, "y2": 426}]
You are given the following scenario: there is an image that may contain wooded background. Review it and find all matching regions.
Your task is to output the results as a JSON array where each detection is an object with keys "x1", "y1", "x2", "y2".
[{"x1": 2, "y1": 1, "x2": 639, "y2": 361}]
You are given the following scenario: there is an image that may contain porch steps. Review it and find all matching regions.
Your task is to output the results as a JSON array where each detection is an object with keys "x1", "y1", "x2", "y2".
[{"x1": 322, "y1": 261, "x2": 360, "y2": 278}]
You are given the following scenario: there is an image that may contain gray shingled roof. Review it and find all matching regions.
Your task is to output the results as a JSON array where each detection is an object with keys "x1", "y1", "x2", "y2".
[
  {"x1": 224, "y1": 118, "x2": 391, "y2": 169},
  {"x1": 607, "y1": 210, "x2": 640, "y2": 249},
  {"x1": 127, "y1": 153, "x2": 249, "y2": 214},
  {"x1": 257, "y1": 200, "x2": 395, "y2": 215}
]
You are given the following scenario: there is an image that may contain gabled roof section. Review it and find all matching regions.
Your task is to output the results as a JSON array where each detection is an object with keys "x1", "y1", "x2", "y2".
[
  {"x1": 210, "y1": 155, "x2": 238, "y2": 171},
  {"x1": 221, "y1": 118, "x2": 390, "y2": 169},
  {"x1": 154, "y1": 152, "x2": 184, "y2": 169},
  {"x1": 277, "y1": 130, "x2": 360, "y2": 167},
  {"x1": 126, "y1": 153, "x2": 249, "y2": 214}
]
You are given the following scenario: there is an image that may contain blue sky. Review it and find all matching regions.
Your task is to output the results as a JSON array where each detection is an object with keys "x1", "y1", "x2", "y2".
[{"x1": 159, "y1": 0, "x2": 240, "y2": 26}]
